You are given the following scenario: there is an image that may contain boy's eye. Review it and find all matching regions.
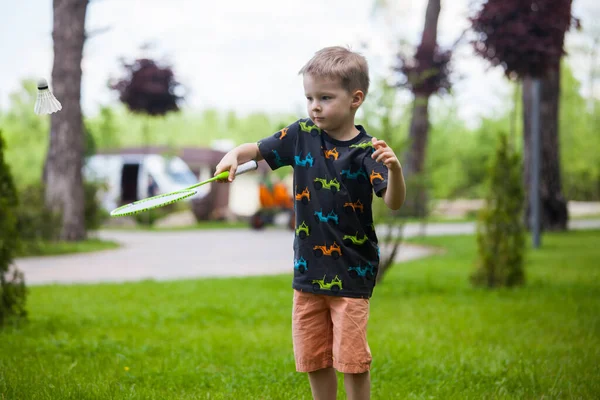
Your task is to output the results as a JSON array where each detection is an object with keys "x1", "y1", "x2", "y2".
[
  {"x1": 306, "y1": 97, "x2": 313, "y2": 101},
  {"x1": 322, "y1": 96, "x2": 331, "y2": 100}
]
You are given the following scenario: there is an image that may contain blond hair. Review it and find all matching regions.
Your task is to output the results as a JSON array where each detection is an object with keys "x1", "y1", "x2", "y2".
[{"x1": 299, "y1": 46, "x2": 370, "y2": 96}]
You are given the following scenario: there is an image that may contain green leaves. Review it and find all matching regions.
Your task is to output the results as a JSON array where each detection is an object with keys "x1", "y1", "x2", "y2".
[
  {"x1": 0, "y1": 130, "x2": 27, "y2": 326},
  {"x1": 472, "y1": 132, "x2": 526, "y2": 288}
]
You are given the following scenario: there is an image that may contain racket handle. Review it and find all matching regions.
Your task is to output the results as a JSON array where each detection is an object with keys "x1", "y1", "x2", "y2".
[
  {"x1": 214, "y1": 160, "x2": 259, "y2": 181},
  {"x1": 235, "y1": 160, "x2": 259, "y2": 175}
]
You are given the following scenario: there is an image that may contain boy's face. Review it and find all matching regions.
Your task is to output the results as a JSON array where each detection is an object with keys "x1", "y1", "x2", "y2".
[{"x1": 303, "y1": 74, "x2": 363, "y2": 131}]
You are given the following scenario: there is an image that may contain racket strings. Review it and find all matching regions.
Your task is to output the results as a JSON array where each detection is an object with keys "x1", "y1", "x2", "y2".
[{"x1": 110, "y1": 190, "x2": 197, "y2": 216}]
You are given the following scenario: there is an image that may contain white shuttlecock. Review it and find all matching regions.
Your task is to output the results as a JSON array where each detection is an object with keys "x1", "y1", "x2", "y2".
[{"x1": 34, "y1": 78, "x2": 62, "y2": 115}]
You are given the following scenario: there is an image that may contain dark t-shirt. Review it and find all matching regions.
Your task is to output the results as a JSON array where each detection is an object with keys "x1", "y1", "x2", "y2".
[{"x1": 257, "y1": 118, "x2": 389, "y2": 298}]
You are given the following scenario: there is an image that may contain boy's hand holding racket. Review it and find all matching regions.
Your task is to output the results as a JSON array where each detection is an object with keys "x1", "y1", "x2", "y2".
[{"x1": 214, "y1": 151, "x2": 239, "y2": 182}]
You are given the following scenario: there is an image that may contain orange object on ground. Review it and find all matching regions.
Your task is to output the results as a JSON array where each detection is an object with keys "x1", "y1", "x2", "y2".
[
  {"x1": 259, "y1": 183, "x2": 276, "y2": 208},
  {"x1": 259, "y1": 180, "x2": 293, "y2": 209},
  {"x1": 273, "y1": 182, "x2": 293, "y2": 209}
]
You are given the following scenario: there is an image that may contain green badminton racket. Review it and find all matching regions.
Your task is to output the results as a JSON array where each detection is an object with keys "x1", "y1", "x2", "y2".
[{"x1": 110, "y1": 160, "x2": 258, "y2": 217}]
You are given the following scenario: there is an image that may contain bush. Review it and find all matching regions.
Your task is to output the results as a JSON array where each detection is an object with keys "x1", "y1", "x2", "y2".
[
  {"x1": 0, "y1": 130, "x2": 27, "y2": 326},
  {"x1": 15, "y1": 180, "x2": 109, "y2": 255},
  {"x1": 472, "y1": 132, "x2": 526, "y2": 288},
  {"x1": 83, "y1": 180, "x2": 109, "y2": 231},
  {"x1": 16, "y1": 184, "x2": 62, "y2": 243},
  {"x1": 133, "y1": 203, "x2": 178, "y2": 227}
]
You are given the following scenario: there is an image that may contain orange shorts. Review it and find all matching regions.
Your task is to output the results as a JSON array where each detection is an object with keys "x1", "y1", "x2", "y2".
[{"x1": 292, "y1": 289, "x2": 372, "y2": 374}]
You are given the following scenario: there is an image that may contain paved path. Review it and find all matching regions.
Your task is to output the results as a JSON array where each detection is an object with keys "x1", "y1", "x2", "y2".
[
  {"x1": 15, "y1": 230, "x2": 435, "y2": 286},
  {"x1": 381, "y1": 218, "x2": 600, "y2": 238},
  {"x1": 15, "y1": 219, "x2": 600, "y2": 286}
]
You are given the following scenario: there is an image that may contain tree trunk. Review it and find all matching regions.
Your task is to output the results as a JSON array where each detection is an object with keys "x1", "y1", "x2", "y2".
[
  {"x1": 522, "y1": 67, "x2": 569, "y2": 231},
  {"x1": 46, "y1": 0, "x2": 89, "y2": 240},
  {"x1": 419, "y1": 0, "x2": 441, "y2": 51},
  {"x1": 402, "y1": 95, "x2": 430, "y2": 217},
  {"x1": 401, "y1": 0, "x2": 441, "y2": 217}
]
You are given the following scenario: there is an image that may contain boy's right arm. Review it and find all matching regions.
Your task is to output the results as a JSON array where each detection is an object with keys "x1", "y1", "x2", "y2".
[
  {"x1": 215, "y1": 120, "x2": 301, "y2": 181},
  {"x1": 214, "y1": 143, "x2": 263, "y2": 182}
]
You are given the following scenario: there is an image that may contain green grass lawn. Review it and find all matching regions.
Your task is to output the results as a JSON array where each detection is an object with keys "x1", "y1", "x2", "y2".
[{"x1": 1, "y1": 231, "x2": 599, "y2": 399}]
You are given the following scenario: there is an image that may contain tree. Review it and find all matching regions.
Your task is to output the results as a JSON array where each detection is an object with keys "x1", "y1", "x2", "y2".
[
  {"x1": 1, "y1": 80, "x2": 49, "y2": 188},
  {"x1": 109, "y1": 55, "x2": 184, "y2": 155},
  {"x1": 392, "y1": 0, "x2": 452, "y2": 218},
  {"x1": 110, "y1": 55, "x2": 184, "y2": 224},
  {"x1": 45, "y1": 0, "x2": 90, "y2": 240},
  {"x1": 92, "y1": 106, "x2": 121, "y2": 150},
  {"x1": 472, "y1": 132, "x2": 526, "y2": 288},
  {"x1": 559, "y1": 63, "x2": 600, "y2": 201},
  {"x1": 110, "y1": 57, "x2": 182, "y2": 117},
  {"x1": 361, "y1": 80, "x2": 409, "y2": 284},
  {"x1": 470, "y1": 0, "x2": 578, "y2": 232},
  {"x1": 0, "y1": 131, "x2": 27, "y2": 326}
]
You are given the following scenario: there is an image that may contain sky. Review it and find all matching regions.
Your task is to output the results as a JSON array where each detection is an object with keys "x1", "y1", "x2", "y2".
[{"x1": 0, "y1": 0, "x2": 598, "y2": 126}]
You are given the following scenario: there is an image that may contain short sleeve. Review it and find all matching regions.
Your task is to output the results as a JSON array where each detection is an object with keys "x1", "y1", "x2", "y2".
[
  {"x1": 362, "y1": 150, "x2": 389, "y2": 197},
  {"x1": 257, "y1": 120, "x2": 300, "y2": 170}
]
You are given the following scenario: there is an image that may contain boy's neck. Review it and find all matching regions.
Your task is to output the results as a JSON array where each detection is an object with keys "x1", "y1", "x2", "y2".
[{"x1": 325, "y1": 119, "x2": 360, "y2": 142}]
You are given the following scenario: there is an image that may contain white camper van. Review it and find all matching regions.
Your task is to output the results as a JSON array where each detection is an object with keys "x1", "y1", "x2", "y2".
[{"x1": 84, "y1": 153, "x2": 206, "y2": 212}]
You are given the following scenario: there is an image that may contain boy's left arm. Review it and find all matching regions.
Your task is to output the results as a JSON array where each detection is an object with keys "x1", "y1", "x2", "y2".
[{"x1": 371, "y1": 138, "x2": 406, "y2": 210}]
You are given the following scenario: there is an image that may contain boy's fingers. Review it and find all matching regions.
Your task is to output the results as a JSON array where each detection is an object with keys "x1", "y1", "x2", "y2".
[
  {"x1": 214, "y1": 164, "x2": 227, "y2": 177},
  {"x1": 372, "y1": 147, "x2": 390, "y2": 160},
  {"x1": 378, "y1": 150, "x2": 394, "y2": 163},
  {"x1": 228, "y1": 164, "x2": 237, "y2": 182},
  {"x1": 214, "y1": 164, "x2": 234, "y2": 182}
]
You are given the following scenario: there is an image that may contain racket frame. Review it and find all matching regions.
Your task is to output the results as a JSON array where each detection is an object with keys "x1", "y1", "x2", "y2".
[{"x1": 110, "y1": 160, "x2": 258, "y2": 217}]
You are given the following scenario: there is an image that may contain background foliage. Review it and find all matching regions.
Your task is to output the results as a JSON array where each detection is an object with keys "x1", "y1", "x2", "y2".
[
  {"x1": 0, "y1": 62, "x2": 598, "y2": 203},
  {"x1": 472, "y1": 132, "x2": 526, "y2": 288},
  {"x1": 0, "y1": 130, "x2": 27, "y2": 326}
]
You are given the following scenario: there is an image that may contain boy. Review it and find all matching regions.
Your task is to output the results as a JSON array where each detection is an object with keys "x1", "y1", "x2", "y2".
[{"x1": 214, "y1": 46, "x2": 406, "y2": 400}]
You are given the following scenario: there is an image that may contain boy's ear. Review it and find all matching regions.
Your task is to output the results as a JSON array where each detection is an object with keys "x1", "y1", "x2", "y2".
[{"x1": 351, "y1": 90, "x2": 365, "y2": 109}]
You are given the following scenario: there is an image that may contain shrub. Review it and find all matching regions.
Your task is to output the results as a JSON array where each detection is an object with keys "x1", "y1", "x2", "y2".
[
  {"x1": 133, "y1": 203, "x2": 178, "y2": 227},
  {"x1": 472, "y1": 132, "x2": 526, "y2": 288},
  {"x1": 15, "y1": 180, "x2": 109, "y2": 255},
  {"x1": 0, "y1": 130, "x2": 27, "y2": 326},
  {"x1": 16, "y1": 184, "x2": 62, "y2": 244},
  {"x1": 83, "y1": 180, "x2": 109, "y2": 231}
]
